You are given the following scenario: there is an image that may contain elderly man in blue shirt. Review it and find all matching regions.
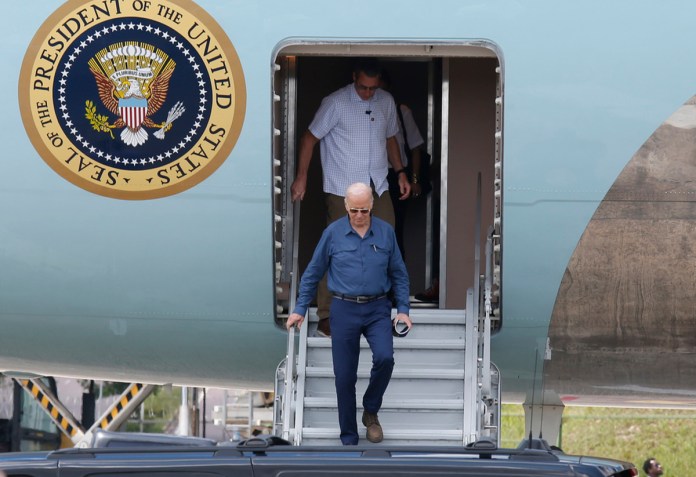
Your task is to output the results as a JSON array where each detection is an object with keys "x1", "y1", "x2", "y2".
[
  {"x1": 290, "y1": 58, "x2": 411, "y2": 338},
  {"x1": 287, "y1": 182, "x2": 413, "y2": 446}
]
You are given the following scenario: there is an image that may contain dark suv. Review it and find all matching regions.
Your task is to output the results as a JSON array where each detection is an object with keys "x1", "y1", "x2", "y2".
[{"x1": 0, "y1": 432, "x2": 637, "y2": 477}]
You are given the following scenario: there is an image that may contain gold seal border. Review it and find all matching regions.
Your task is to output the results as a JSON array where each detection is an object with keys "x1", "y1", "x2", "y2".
[{"x1": 19, "y1": 0, "x2": 247, "y2": 200}]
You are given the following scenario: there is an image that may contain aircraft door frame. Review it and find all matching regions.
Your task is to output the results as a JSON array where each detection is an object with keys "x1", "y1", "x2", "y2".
[
  {"x1": 271, "y1": 41, "x2": 503, "y2": 327},
  {"x1": 439, "y1": 56, "x2": 502, "y2": 312}
]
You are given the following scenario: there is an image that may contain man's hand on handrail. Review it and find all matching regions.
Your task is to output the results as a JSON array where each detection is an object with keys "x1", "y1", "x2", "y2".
[{"x1": 286, "y1": 313, "x2": 305, "y2": 330}]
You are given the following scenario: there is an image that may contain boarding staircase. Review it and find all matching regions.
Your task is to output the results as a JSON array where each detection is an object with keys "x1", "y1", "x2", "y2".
[
  {"x1": 273, "y1": 170, "x2": 501, "y2": 446},
  {"x1": 274, "y1": 302, "x2": 499, "y2": 446},
  {"x1": 274, "y1": 226, "x2": 500, "y2": 446}
]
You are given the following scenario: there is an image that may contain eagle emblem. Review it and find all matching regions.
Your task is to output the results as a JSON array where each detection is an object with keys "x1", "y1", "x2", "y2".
[{"x1": 86, "y1": 42, "x2": 184, "y2": 146}]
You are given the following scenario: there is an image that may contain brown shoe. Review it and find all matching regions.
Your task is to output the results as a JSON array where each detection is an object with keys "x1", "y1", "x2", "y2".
[
  {"x1": 362, "y1": 411, "x2": 383, "y2": 443},
  {"x1": 415, "y1": 278, "x2": 439, "y2": 302},
  {"x1": 316, "y1": 318, "x2": 331, "y2": 337}
]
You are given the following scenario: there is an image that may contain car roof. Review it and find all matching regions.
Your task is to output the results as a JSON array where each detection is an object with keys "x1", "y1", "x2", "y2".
[{"x1": 0, "y1": 434, "x2": 637, "y2": 477}]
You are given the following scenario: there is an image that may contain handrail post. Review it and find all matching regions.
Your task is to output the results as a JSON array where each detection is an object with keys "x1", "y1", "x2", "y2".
[{"x1": 281, "y1": 326, "x2": 296, "y2": 441}]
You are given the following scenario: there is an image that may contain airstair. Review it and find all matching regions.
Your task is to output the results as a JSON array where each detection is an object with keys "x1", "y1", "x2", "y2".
[
  {"x1": 275, "y1": 306, "x2": 499, "y2": 446},
  {"x1": 272, "y1": 150, "x2": 502, "y2": 444},
  {"x1": 274, "y1": 229, "x2": 501, "y2": 446}
]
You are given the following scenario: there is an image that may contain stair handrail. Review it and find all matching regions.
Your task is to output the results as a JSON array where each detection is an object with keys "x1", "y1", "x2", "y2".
[
  {"x1": 281, "y1": 325, "x2": 296, "y2": 442},
  {"x1": 281, "y1": 196, "x2": 303, "y2": 442},
  {"x1": 460, "y1": 173, "x2": 484, "y2": 444},
  {"x1": 470, "y1": 172, "x2": 496, "y2": 442},
  {"x1": 473, "y1": 173, "x2": 482, "y2": 327},
  {"x1": 290, "y1": 310, "x2": 310, "y2": 445},
  {"x1": 462, "y1": 287, "x2": 478, "y2": 444},
  {"x1": 484, "y1": 225, "x2": 494, "y2": 319},
  {"x1": 481, "y1": 227, "x2": 494, "y2": 399}
]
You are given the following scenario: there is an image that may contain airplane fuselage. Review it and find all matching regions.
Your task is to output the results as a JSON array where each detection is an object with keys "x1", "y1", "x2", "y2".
[{"x1": 3, "y1": 0, "x2": 696, "y2": 410}]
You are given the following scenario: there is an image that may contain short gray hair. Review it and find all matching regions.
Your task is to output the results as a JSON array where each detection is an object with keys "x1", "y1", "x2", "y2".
[{"x1": 344, "y1": 182, "x2": 374, "y2": 205}]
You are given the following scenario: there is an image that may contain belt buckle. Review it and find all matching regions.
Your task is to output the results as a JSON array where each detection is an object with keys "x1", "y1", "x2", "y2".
[{"x1": 356, "y1": 295, "x2": 368, "y2": 303}]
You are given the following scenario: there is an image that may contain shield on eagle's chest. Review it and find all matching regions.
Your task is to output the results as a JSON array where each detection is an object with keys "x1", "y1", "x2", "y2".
[{"x1": 119, "y1": 97, "x2": 148, "y2": 129}]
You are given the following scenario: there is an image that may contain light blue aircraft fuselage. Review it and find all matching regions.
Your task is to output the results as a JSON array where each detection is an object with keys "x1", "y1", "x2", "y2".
[{"x1": 2, "y1": 0, "x2": 696, "y2": 409}]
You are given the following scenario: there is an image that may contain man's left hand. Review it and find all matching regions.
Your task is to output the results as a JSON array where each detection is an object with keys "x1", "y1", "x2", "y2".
[
  {"x1": 398, "y1": 175, "x2": 411, "y2": 200},
  {"x1": 286, "y1": 313, "x2": 305, "y2": 330},
  {"x1": 394, "y1": 313, "x2": 413, "y2": 330}
]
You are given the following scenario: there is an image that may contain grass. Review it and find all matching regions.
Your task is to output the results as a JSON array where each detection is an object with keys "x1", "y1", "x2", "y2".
[{"x1": 501, "y1": 404, "x2": 696, "y2": 476}]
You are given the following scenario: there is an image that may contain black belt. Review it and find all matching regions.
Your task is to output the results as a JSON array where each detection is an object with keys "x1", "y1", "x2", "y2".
[{"x1": 332, "y1": 293, "x2": 387, "y2": 304}]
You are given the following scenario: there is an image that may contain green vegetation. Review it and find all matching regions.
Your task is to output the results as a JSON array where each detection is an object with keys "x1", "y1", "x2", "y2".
[
  {"x1": 501, "y1": 404, "x2": 696, "y2": 476},
  {"x1": 125, "y1": 386, "x2": 181, "y2": 433}
]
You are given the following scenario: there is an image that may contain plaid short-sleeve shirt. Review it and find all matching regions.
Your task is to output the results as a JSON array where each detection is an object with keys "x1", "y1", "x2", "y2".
[{"x1": 309, "y1": 84, "x2": 399, "y2": 197}]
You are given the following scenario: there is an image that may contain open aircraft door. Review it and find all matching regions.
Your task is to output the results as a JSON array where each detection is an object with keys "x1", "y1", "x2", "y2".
[{"x1": 271, "y1": 41, "x2": 501, "y2": 325}]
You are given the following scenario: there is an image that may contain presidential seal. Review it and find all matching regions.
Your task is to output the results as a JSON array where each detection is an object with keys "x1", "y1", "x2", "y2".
[{"x1": 19, "y1": 0, "x2": 246, "y2": 199}]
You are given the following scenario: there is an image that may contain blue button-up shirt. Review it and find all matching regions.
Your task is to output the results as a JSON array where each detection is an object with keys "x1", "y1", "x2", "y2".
[{"x1": 293, "y1": 216, "x2": 410, "y2": 316}]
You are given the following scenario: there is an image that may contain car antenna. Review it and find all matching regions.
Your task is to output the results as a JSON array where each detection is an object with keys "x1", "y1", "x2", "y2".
[
  {"x1": 538, "y1": 346, "x2": 546, "y2": 440},
  {"x1": 527, "y1": 347, "x2": 538, "y2": 448}
]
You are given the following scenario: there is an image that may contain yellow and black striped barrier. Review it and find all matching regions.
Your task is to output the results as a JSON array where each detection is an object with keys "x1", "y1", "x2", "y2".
[
  {"x1": 17, "y1": 379, "x2": 156, "y2": 448},
  {"x1": 18, "y1": 379, "x2": 85, "y2": 443},
  {"x1": 99, "y1": 383, "x2": 144, "y2": 429}
]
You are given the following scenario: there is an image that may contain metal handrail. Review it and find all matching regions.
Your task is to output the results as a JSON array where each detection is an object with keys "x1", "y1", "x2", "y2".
[
  {"x1": 281, "y1": 326, "x2": 296, "y2": 441},
  {"x1": 281, "y1": 192, "x2": 302, "y2": 442},
  {"x1": 481, "y1": 228, "x2": 494, "y2": 398},
  {"x1": 466, "y1": 172, "x2": 497, "y2": 442},
  {"x1": 291, "y1": 311, "x2": 310, "y2": 445}
]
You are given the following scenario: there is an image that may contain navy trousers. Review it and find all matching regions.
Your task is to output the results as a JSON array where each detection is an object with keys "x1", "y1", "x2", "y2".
[{"x1": 329, "y1": 296, "x2": 394, "y2": 445}]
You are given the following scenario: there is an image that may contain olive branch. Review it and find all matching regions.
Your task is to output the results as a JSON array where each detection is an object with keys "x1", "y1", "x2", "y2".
[{"x1": 85, "y1": 100, "x2": 115, "y2": 139}]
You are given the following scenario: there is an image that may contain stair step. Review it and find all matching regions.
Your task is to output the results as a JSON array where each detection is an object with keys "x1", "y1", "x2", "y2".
[
  {"x1": 307, "y1": 338, "x2": 465, "y2": 350},
  {"x1": 305, "y1": 367, "x2": 465, "y2": 380},
  {"x1": 307, "y1": 348, "x2": 467, "y2": 369},
  {"x1": 305, "y1": 309, "x2": 468, "y2": 340},
  {"x1": 301, "y1": 427, "x2": 464, "y2": 440},
  {"x1": 303, "y1": 397, "x2": 464, "y2": 410},
  {"x1": 301, "y1": 407, "x2": 466, "y2": 430},
  {"x1": 306, "y1": 309, "x2": 466, "y2": 322},
  {"x1": 304, "y1": 378, "x2": 465, "y2": 400}
]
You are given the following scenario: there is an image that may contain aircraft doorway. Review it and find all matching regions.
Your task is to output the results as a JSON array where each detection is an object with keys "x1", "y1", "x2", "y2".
[{"x1": 272, "y1": 42, "x2": 502, "y2": 324}]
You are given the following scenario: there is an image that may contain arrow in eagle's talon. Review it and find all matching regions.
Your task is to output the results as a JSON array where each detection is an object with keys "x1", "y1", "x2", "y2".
[{"x1": 154, "y1": 101, "x2": 185, "y2": 139}]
